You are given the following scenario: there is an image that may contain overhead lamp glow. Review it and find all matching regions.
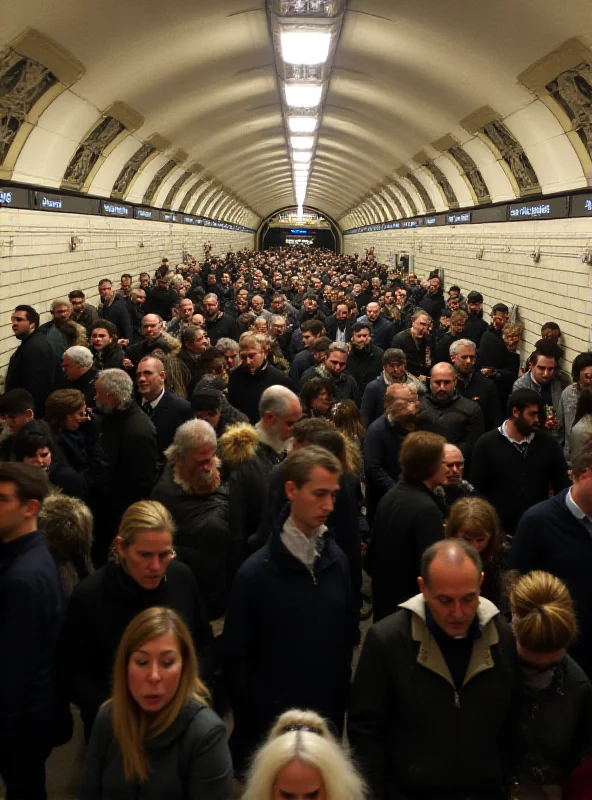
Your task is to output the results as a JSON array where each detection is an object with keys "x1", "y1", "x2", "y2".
[
  {"x1": 292, "y1": 151, "x2": 312, "y2": 163},
  {"x1": 280, "y1": 31, "x2": 331, "y2": 65},
  {"x1": 288, "y1": 116, "x2": 318, "y2": 133},
  {"x1": 285, "y1": 83, "x2": 323, "y2": 108},
  {"x1": 290, "y1": 135, "x2": 314, "y2": 150},
  {"x1": 293, "y1": 163, "x2": 310, "y2": 170}
]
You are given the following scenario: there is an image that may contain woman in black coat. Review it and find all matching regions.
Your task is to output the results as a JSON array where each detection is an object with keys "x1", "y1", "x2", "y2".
[
  {"x1": 82, "y1": 607, "x2": 231, "y2": 800},
  {"x1": 58, "y1": 500, "x2": 213, "y2": 741}
]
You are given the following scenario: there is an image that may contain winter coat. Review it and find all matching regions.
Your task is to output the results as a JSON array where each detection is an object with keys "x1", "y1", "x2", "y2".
[
  {"x1": 82, "y1": 701, "x2": 231, "y2": 800},
  {"x1": 223, "y1": 507, "x2": 355, "y2": 770},
  {"x1": 419, "y1": 289, "x2": 446, "y2": 325},
  {"x1": 360, "y1": 373, "x2": 424, "y2": 428},
  {"x1": 516, "y1": 654, "x2": 592, "y2": 791},
  {"x1": 512, "y1": 490, "x2": 592, "y2": 678},
  {"x1": 571, "y1": 415, "x2": 592, "y2": 460},
  {"x1": 298, "y1": 365, "x2": 359, "y2": 402},
  {"x1": 4, "y1": 329, "x2": 55, "y2": 416},
  {"x1": 478, "y1": 327, "x2": 507, "y2": 370},
  {"x1": 249, "y1": 462, "x2": 363, "y2": 601},
  {"x1": 471, "y1": 429, "x2": 569, "y2": 536},
  {"x1": 390, "y1": 329, "x2": 428, "y2": 377},
  {"x1": 348, "y1": 594, "x2": 518, "y2": 800},
  {"x1": 513, "y1": 371, "x2": 564, "y2": 442},
  {"x1": 464, "y1": 312, "x2": 488, "y2": 348},
  {"x1": 71, "y1": 304, "x2": 99, "y2": 337},
  {"x1": 363, "y1": 413, "x2": 443, "y2": 522},
  {"x1": 357, "y1": 314, "x2": 394, "y2": 351},
  {"x1": 205, "y1": 312, "x2": 237, "y2": 345},
  {"x1": 151, "y1": 466, "x2": 234, "y2": 620},
  {"x1": 227, "y1": 362, "x2": 293, "y2": 424},
  {"x1": 420, "y1": 392, "x2": 484, "y2": 462},
  {"x1": 147, "y1": 389, "x2": 193, "y2": 462},
  {"x1": 58, "y1": 561, "x2": 213, "y2": 737},
  {"x1": 457, "y1": 369, "x2": 503, "y2": 431},
  {"x1": 98, "y1": 296, "x2": 133, "y2": 341},
  {"x1": 0, "y1": 531, "x2": 64, "y2": 745},
  {"x1": 218, "y1": 423, "x2": 283, "y2": 556},
  {"x1": 558, "y1": 382, "x2": 580, "y2": 461},
  {"x1": 144, "y1": 286, "x2": 179, "y2": 322},
  {"x1": 59, "y1": 367, "x2": 98, "y2": 408},
  {"x1": 346, "y1": 344, "x2": 383, "y2": 402},
  {"x1": 91, "y1": 343, "x2": 124, "y2": 372},
  {"x1": 366, "y1": 479, "x2": 445, "y2": 620},
  {"x1": 289, "y1": 348, "x2": 314, "y2": 384}
]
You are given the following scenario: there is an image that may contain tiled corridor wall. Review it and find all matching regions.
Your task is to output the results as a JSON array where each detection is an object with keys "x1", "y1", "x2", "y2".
[
  {"x1": 344, "y1": 217, "x2": 592, "y2": 372},
  {"x1": 0, "y1": 208, "x2": 254, "y2": 382}
]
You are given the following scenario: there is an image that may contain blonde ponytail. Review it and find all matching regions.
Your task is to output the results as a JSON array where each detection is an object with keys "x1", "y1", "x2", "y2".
[{"x1": 510, "y1": 571, "x2": 577, "y2": 653}]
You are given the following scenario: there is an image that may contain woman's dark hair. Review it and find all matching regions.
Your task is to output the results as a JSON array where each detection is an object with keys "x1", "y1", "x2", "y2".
[
  {"x1": 12, "y1": 420, "x2": 57, "y2": 462},
  {"x1": 299, "y1": 377, "x2": 334, "y2": 415},
  {"x1": 572, "y1": 352, "x2": 592, "y2": 382},
  {"x1": 44, "y1": 389, "x2": 86, "y2": 436},
  {"x1": 574, "y1": 388, "x2": 592, "y2": 427}
]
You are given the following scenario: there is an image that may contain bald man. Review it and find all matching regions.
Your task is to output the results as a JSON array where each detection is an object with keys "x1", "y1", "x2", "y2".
[
  {"x1": 440, "y1": 443, "x2": 477, "y2": 513},
  {"x1": 421, "y1": 362, "x2": 484, "y2": 463},
  {"x1": 349, "y1": 538, "x2": 518, "y2": 800}
]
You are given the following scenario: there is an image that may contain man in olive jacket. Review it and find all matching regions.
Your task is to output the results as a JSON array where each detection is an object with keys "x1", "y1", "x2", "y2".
[{"x1": 348, "y1": 539, "x2": 518, "y2": 800}]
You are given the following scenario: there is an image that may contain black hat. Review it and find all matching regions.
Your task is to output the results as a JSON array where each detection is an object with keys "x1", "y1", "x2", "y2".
[
  {"x1": 191, "y1": 388, "x2": 222, "y2": 413},
  {"x1": 467, "y1": 291, "x2": 483, "y2": 303}
]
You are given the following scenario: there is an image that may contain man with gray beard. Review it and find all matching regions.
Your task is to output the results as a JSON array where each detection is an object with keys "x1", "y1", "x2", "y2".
[{"x1": 151, "y1": 419, "x2": 232, "y2": 621}]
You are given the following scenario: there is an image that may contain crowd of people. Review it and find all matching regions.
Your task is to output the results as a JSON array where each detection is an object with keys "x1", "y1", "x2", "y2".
[{"x1": 1, "y1": 243, "x2": 592, "y2": 799}]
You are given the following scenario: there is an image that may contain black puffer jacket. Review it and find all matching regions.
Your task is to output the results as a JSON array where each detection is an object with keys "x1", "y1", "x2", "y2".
[
  {"x1": 420, "y1": 392, "x2": 484, "y2": 461},
  {"x1": 151, "y1": 466, "x2": 234, "y2": 620}
]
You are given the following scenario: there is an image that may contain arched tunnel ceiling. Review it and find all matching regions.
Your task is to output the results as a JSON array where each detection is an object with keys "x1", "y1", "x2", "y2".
[{"x1": 1, "y1": 0, "x2": 591, "y2": 228}]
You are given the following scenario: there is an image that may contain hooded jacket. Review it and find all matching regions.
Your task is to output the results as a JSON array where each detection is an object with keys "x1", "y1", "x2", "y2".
[
  {"x1": 219, "y1": 423, "x2": 284, "y2": 557},
  {"x1": 348, "y1": 594, "x2": 518, "y2": 800}
]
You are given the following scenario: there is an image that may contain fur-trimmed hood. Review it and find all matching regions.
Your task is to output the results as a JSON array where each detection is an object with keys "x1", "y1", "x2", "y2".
[
  {"x1": 152, "y1": 331, "x2": 181, "y2": 356},
  {"x1": 218, "y1": 422, "x2": 260, "y2": 468}
]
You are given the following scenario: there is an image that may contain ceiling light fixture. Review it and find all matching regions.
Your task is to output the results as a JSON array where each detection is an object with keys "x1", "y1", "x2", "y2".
[
  {"x1": 285, "y1": 83, "x2": 323, "y2": 108},
  {"x1": 280, "y1": 31, "x2": 331, "y2": 65},
  {"x1": 290, "y1": 135, "x2": 314, "y2": 149},
  {"x1": 292, "y1": 151, "x2": 312, "y2": 163},
  {"x1": 288, "y1": 116, "x2": 318, "y2": 133}
]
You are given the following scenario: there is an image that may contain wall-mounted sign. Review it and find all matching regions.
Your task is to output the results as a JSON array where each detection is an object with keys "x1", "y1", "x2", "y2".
[
  {"x1": 507, "y1": 197, "x2": 569, "y2": 221},
  {"x1": 134, "y1": 206, "x2": 157, "y2": 220},
  {"x1": 401, "y1": 219, "x2": 420, "y2": 228},
  {"x1": 446, "y1": 211, "x2": 472, "y2": 225},
  {"x1": 183, "y1": 215, "x2": 195, "y2": 224},
  {"x1": 36, "y1": 191, "x2": 99, "y2": 215},
  {"x1": 101, "y1": 200, "x2": 132, "y2": 217},
  {"x1": 161, "y1": 211, "x2": 179, "y2": 223},
  {"x1": 571, "y1": 194, "x2": 592, "y2": 217},
  {"x1": 472, "y1": 205, "x2": 507, "y2": 224},
  {"x1": 290, "y1": 228, "x2": 308, "y2": 234},
  {"x1": 422, "y1": 215, "x2": 446, "y2": 227},
  {"x1": 0, "y1": 186, "x2": 30, "y2": 209}
]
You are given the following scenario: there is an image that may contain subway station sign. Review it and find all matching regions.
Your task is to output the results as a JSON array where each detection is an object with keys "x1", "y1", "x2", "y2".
[{"x1": 0, "y1": 181, "x2": 255, "y2": 232}]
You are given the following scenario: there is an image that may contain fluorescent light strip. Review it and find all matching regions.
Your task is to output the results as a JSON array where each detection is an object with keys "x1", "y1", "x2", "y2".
[
  {"x1": 290, "y1": 135, "x2": 314, "y2": 150},
  {"x1": 292, "y1": 151, "x2": 312, "y2": 163},
  {"x1": 288, "y1": 116, "x2": 318, "y2": 133},
  {"x1": 280, "y1": 31, "x2": 331, "y2": 65},
  {"x1": 284, "y1": 84, "x2": 323, "y2": 108}
]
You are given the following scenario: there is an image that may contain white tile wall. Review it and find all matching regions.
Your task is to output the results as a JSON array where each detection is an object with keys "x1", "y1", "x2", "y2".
[
  {"x1": 344, "y1": 217, "x2": 592, "y2": 373},
  {"x1": 0, "y1": 208, "x2": 254, "y2": 384}
]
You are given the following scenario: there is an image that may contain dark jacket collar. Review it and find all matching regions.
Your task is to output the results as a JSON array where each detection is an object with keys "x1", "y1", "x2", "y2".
[
  {"x1": 0, "y1": 529, "x2": 43, "y2": 562},
  {"x1": 267, "y1": 504, "x2": 337, "y2": 575}
]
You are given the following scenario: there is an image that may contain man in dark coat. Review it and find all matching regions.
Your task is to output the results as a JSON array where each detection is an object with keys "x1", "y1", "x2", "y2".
[
  {"x1": 349, "y1": 539, "x2": 518, "y2": 800},
  {"x1": 151, "y1": 419, "x2": 233, "y2": 620},
  {"x1": 223, "y1": 447, "x2": 356, "y2": 773},
  {"x1": 58, "y1": 533, "x2": 213, "y2": 740},
  {"x1": 97, "y1": 279, "x2": 133, "y2": 342},
  {"x1": 433, "y1": 310, "x2": 468, "y2": 364},
  {"x1": 298, "y1": 342, "x2": 358, "y2": 402},
  {"x1": 419, "y1": 274, "x2": 446, "y2": 329},
  {"x1": 68, "y1": 289, "x2": 99, "y2": 337},
  {"x1": 358, "y1": 303, "x2": 394, "y2": 351},
  {"x1": 92, "y1": 369, "x2": 158, "y2": 564},
  {"x1": 390, "y1": 309, "x2": 431, "y2": 379},
  {"x1": 60, "y1": 345, "x2": 98, "y2": 408},
  {"x1": 463, "y1": 290, "x2": 488, "y2": 347},
  {"x1": 420, "y1": 362, "x2": 485, "y2": 463},
  {"x1": 144, "y1": 274, "x2": 179, "y2": 322},
  {"x1": 471, "y1": 389, "x2": 569, "y2": 536},
  {"x1": 0, "y1": 464, "x2": 64, "y2": 799},
  {"x1": 5, "y1": 305, "x2": 55, "y2": 416},
  {"x1": 219, "y1": 386, "x2": 302, "y2": 555},
  {"x1": 0, "y1": 389, "x2": 35, "y2": 461},
  {"x1": 451, "y1": 339, "x2": 502, "y2": 430},
  {"x1": 364, "y1": 383, "x2": 442, "y2": 523},
  {"x1": 203, "y1": 293, "x2": 237, "y2": 345},
  {"x1": 136, "y1": 356, "x2": 193, "y2": 465},
  {"x1": 360, "y1": 348, "x2": 423, "y2": 428},
  {"x1": 512, "y1": 446, "x2": 592, "y2": 678},
  {"x1": 124, "y1": 313, "x2": 169, "y2": 370},
  {"x1": 227, "y1": 334, "x2": 294, "y2": 424},
  {"x1": 325, "y1": 303, "x2": 353, "y2": 343},
  {"x1": 478, "y1": 303, "x2": 510, "y2": 372},
  {"x1": 346, "y1": 322, "x2": 383, "y2": 403},
  {"x1": 366, "y1": 430, "x2": 447, "y2": 620}
]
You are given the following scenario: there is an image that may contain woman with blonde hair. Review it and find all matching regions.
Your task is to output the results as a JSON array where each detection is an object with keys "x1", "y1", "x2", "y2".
[
  {"x1": 446, "y1": 496, "x2": 503, "y2": 607},
  {"x1": 510, "y1": 571, "x2": 592, "y2": 797},
  {"x1": 58, "y1": 500, "x2": 213, "y2": 741},
  {"x1": 82, "y1": 607, "x2": 231, "y2": 799},
  {"x1": 242, "y1": 709, "x2": 365, "y2": 800}
]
